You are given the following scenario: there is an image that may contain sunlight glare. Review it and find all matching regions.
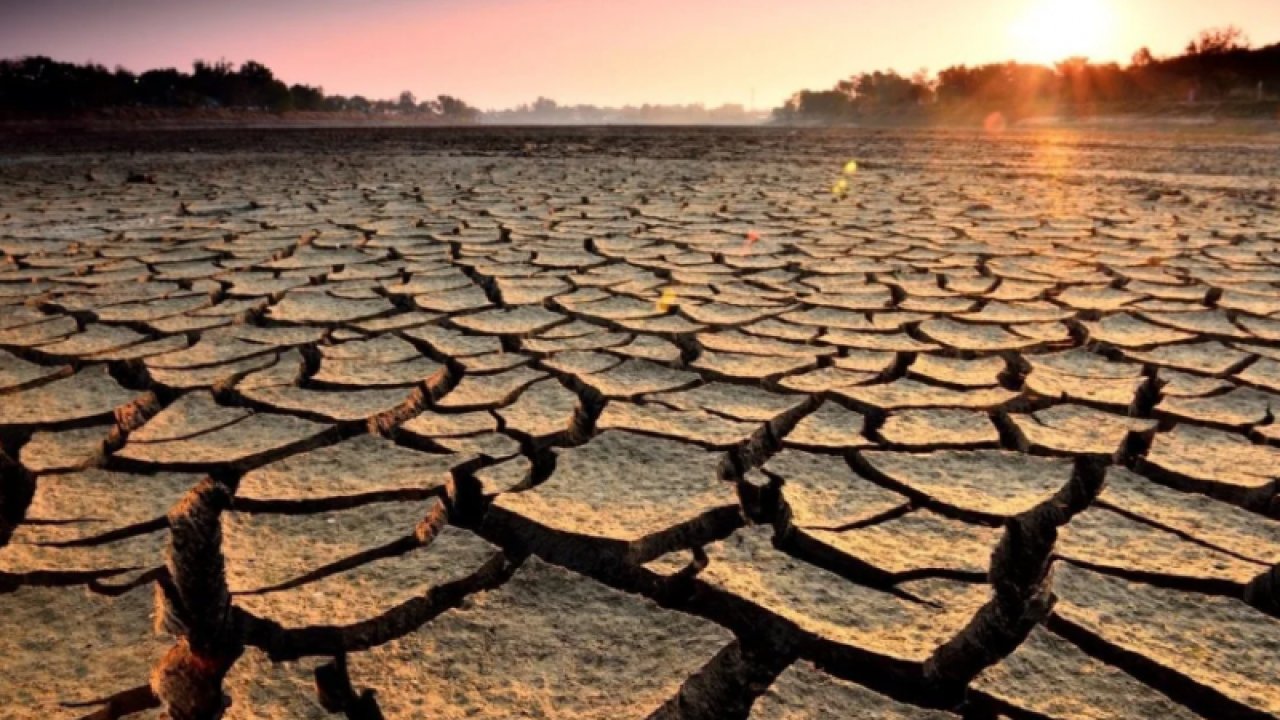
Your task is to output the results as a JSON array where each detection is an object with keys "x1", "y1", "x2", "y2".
[{"x1": 1009, "y1": 0, "x2": 1115, "y2": 64}]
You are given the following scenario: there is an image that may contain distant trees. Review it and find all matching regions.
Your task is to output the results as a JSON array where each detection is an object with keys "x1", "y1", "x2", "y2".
[
  {"x1": 851, "y1": 71, "x2": 932, "y2": 108},
  {"x1": 774, "y1": 26, "x2": 1280, "y2": 124},
  {"x1": 289, "y1": 84, "x2": 326, "y2": 111},
  {"x1": 182, "y1": 60, "x2": 292, "y2": 109},
  {"x1": 6, "y1": 25, "x2": 1271, "y2": 127},
  {"x1": 490, "y1": 99, "x2": 762, "y2": 124},
  {"x1": 434, "y1": 95, "x2": 481, "y2": 122},
  {"x1": 1186, "y1": 26, "x2": 1250, "y2": 55},
  {"x1": 0, "y1": 56, "x2": 479, "y2": 121},
  {"x1": 772, "y1": 90, "x2": 853, "y2": 123},
  {"x1": 775, "y1": 68, "x2": 944, "y2": 123}
]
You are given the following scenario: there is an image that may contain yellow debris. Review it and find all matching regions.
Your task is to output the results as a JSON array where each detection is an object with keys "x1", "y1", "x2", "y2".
[{"x1": 656, "y1": 288, "x2": 678, "y2": 312}]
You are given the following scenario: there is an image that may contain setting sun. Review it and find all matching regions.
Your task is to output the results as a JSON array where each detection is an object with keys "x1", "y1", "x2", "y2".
[{"x1": 1009, "y1": 0, "x2": 1116, "y2": 64}]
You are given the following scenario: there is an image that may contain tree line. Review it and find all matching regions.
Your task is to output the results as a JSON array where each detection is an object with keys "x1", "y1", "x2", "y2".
[
  {"x1": 774, "y1": 27, "x2": 1280, "y2": 124},
  {"x1": 0, "y1": 56, "x2": 480, "y2": 121},
  {"x1": 484, "y1": 96, "x2": 764, "y2": 124}
]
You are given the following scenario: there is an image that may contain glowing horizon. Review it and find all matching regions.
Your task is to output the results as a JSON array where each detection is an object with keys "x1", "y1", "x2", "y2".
[{"x1": 1, "y1": 0, "x2": 1277, "y2": 110}]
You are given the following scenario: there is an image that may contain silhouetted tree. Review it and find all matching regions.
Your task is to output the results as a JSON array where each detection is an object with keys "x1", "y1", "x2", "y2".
[
  {"x1": 137, "y1": 68, "x2": 184, "y2": 106},
  {"x1": 1187, "y1": 26, "x2": 1250, "y2": 55},
  {"x1": 772, "y1": 90, "x2": 854, "y2": 123},
  {"x1": 289, "y1": 84, "x2": 326, "y2": 111},
  {"x1": 436, "y1": 94, "x2": 480, "y2": 122}
]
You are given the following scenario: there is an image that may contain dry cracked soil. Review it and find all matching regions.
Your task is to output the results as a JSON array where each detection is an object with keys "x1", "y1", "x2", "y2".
[{"x1": 1, "y1": 125, "x2": 1279, "y2": 719}]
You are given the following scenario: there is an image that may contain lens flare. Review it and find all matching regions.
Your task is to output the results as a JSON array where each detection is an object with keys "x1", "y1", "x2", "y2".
[{"x1": 656, "y1": 287, "x2": 678, "y2": 311}]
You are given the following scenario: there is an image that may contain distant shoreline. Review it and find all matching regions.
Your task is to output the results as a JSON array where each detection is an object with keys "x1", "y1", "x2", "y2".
[
  {"x1": 5, "y1": 122, "x2": 1280, "y2": 163},
  {"x1": 0, "y1": 108, "x2": 476, "y2": 132},
  {"x1": 5, "y1": 112, "x2": 1274, "y2": 137}
]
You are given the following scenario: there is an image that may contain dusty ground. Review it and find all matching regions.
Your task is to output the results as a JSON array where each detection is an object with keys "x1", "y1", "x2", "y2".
[{"x1": 1, "y1": 126, "x2": 1279, "y2": 719}]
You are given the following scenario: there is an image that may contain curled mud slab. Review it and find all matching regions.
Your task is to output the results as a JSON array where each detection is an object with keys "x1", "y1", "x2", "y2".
[{"x1": 2, "y1": 126, "x2": 1280, "y2": 718}]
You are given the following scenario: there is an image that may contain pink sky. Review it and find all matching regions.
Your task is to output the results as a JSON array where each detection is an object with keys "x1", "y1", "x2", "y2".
[{"x1": 2, "y1": 0, "x2": 1277, "y2": 109}]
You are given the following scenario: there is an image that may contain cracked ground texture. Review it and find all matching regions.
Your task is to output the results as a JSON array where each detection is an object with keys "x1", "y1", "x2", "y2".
[{"x1": 1, "y1": 126, "x2": 1279, "y2": 719}]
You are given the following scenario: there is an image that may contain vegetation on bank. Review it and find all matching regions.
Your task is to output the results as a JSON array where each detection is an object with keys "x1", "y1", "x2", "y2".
[
  {"x1": 0, "y1": 56, "x2": 768, "y2": 125},
  {"x1": 4, "y1": 26, "x2": 1276, "y2": 127},
  {"x1": 0, "y1": 57, "x2": 481, "y2": 122},
  {"x1": 773, "y1": 27, "x2": 1280, "y2": 124}
]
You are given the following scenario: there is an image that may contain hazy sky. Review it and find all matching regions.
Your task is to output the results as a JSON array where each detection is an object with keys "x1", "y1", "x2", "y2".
[{"x1": 2, "y1": 0, "x2": 1278, "y2": 109}]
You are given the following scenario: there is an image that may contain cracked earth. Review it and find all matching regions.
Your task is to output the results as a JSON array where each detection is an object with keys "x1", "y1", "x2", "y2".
[{"x1": 1, "y1": 126, "x2": 1279, "y2": 719}]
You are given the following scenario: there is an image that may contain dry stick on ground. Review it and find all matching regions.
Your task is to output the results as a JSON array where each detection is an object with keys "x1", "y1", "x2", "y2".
[{"x1": 151, "y1": 478, "x2": 242, "y2": 720}]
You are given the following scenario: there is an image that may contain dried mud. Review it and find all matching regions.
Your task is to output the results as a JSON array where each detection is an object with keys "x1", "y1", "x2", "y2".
[{"x1": 1, "y1": 126, "x2": 1279, "y2": 719}]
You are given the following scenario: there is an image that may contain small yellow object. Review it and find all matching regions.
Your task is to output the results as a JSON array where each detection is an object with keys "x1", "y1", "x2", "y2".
[
  {"x1": 843, "y1": 160, "x2": 858, "y2": 175},
  {"x1": 656, "y1": 288, "x2": 678, "y2": 311},
  {"x1": 832, "y1": 178, "x2": 849, "y2": 195}
]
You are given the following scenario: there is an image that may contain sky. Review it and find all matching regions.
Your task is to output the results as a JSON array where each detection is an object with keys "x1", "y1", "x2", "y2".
[{"x1": 2, "y1": 0, "x2": 1278, "y2": 110}]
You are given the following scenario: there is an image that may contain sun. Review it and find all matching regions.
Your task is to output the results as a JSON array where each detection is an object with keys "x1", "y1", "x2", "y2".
[{"x1": 1009, "y1": 0, "x2": 1114, "y2": 65}]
